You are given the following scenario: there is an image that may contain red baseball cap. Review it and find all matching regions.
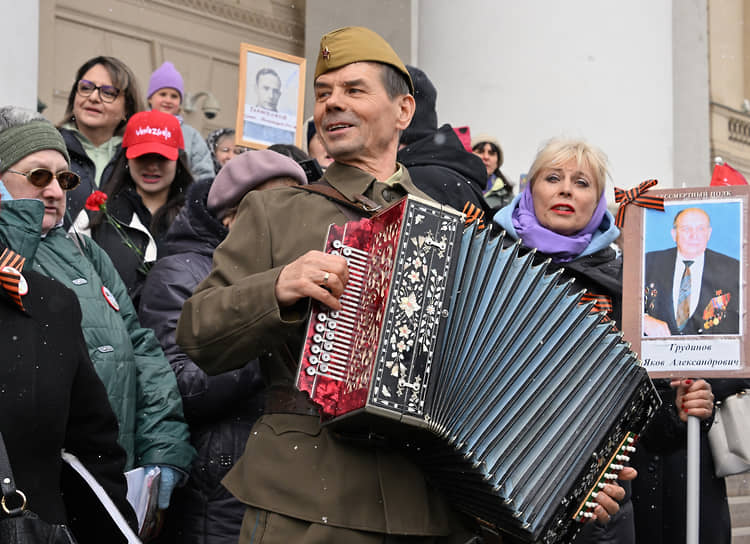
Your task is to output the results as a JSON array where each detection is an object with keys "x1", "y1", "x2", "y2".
[{"x1": 123, "y1": 110, "x2": 184, "y2": 160}]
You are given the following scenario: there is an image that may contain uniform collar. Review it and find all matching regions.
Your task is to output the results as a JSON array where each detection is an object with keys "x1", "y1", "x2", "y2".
[{"x1": 323, "y1": 161, "x2": 432, "y2": 204}]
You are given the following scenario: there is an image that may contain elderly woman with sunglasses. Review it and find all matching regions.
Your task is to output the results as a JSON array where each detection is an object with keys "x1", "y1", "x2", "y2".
[
  {"x1": 58, "y1": 56, "x2": 145, "y2": 226},
  {"x1": 0, "y1": 106, "x2": 195, "y2": 521}
]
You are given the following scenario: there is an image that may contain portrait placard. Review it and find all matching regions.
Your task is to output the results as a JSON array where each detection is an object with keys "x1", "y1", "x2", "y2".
[
  {"x1": 621, "y1": 185, "x2": 750, "y2": 377},
  {"x1": 235, "y1": 43, "x2": 306, "y2": 149}
]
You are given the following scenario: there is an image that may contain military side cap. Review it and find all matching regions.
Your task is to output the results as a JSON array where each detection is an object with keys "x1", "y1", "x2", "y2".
[{"x1": 314, "y1": 26, "x2": 414, "y2": 94}]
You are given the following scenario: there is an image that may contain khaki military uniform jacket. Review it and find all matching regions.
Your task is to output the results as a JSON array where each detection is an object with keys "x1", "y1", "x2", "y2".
[{"x1": 176, "y1": 162, "x2": 454, "y2": 536}]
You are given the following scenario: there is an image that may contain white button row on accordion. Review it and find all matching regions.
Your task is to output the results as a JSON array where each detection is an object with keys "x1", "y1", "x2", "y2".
[{"x1": 305, "y1": 241, "x2": 369, "y2": 381}]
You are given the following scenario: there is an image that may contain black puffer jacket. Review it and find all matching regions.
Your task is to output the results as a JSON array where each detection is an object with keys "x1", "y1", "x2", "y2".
[
  {"x1": 60, "y1": 128, "x2": 120, "y2": 227},
  {"x1": 138, "y1": 179, "x2": 265, "y2": 544},
  {"x1": 554, "y1": 245, "x2": 624, "y2": 325},
  {"x1": 631, "y1": 377, "x2": 750, "y2": 544},
  {"x1": 88, "y1": 186, "x2": 162, "y2": 307},
  {"x1": 398, "y1": 124, "x2": 491, "y2": 218}
]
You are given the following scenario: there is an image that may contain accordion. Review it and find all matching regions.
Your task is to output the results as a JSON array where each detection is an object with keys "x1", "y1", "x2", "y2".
[{"x1": 296, "y1": 196, "x2": 660, "y2": 544}]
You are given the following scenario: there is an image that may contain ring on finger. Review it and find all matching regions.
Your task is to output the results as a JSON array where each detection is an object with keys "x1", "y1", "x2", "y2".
[{"x1": 322, "y1": 272, "x2": 330, "y2": 287}]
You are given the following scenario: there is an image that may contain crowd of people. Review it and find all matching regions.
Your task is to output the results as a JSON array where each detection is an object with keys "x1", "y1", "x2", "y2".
[{"x1": 0, "y1": 24, "x2": 746, "y2": 544}]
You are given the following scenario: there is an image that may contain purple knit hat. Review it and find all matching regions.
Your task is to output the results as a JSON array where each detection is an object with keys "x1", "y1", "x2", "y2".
[
  {"x1": 147, "y1": 61, "x2": 184, "y2": 100},
  {"x1": 207, "y1": 149, "x2": 308, "y2": 215}
]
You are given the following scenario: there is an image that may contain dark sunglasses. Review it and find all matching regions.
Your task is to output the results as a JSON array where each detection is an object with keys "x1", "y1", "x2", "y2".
[
  {"x1": 76, "y1": 79, "x2": 121, "y2": 103},
  {"x1": 5, "y1": 168, "x2": 81, "y2": 191}
]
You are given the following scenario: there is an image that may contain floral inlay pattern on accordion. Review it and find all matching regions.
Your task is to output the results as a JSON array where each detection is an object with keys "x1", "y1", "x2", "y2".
[{"x1": 372, "y1": 205, "x2": 459, "y2": 415}]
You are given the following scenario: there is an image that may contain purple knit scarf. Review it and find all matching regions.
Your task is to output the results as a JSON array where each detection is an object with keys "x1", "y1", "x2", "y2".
[{"x1": 511, "y1": 183, "x2": 608, "y2": 263}]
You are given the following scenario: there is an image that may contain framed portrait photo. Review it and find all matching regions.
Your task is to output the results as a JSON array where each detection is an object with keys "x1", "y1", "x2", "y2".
[
  {"x1": 235, "y1": 43, "x2": 306, "y2": 149},
  {"x1": 621, "y1": 185, "x2": 750, "y2": 377}
]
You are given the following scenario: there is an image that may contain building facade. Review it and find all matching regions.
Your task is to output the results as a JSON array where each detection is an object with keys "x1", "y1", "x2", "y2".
[{"x1": 37, "y1": 0, "x2": 304, "y2": 136}]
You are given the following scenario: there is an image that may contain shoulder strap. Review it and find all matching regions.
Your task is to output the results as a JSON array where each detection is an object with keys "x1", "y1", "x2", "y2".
[
  {"x1": 0, "y1": 432, "x2": 20, "y2": 508},
  {"x1": 296, "y1": 180, "x2": 381, "y2": 221}
]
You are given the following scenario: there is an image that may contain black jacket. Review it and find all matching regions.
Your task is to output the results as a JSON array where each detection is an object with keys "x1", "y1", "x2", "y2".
[
  {"x1": 60, "y1": 128, "x2": 121, "y2": 227},
  {"x1": 398, "y1": 124, "x2": 491, "y2": 217},
  {"x1": 89, "y1": 186, "x2": 169, "y2": 306},
  {"x1": 0, "y1": 261, "x2": 137, "y2": 542},
  {"x1": 631, "y1": 377, "x2": 750, "y2": 544},
  {"x1": 557, "y1": 245, "x2": 624, "y2": 325},
  {"x1": 138, "y1": 180, "x2": 265, "y2": 544}
]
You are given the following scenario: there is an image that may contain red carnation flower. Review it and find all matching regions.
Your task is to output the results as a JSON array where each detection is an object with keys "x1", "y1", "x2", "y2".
[
  {"x1": 83, "y1": 189, "x2": 150, "y2": 274},
  {"x1": 85, "y1": 190, "x2": 108, "y2": 211}
]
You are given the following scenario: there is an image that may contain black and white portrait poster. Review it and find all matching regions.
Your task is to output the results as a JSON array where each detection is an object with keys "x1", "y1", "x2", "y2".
[{"x1": 236, "y1": 43, "x2": 306, "y2": 149}]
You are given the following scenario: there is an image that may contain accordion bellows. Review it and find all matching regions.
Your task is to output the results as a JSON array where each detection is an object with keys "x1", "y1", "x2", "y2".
[{"x1": 296, "y1": 196, "x2": 660, "y2": 544}]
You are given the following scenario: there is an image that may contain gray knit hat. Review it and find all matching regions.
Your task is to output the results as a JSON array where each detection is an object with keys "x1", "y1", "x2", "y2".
[{"x1": 0, "y1": 107, "x2": 69, "y2": 173}]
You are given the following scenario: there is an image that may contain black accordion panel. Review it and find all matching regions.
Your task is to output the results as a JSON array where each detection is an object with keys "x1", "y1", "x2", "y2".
[{"x1": 297, "y1": 197, "x2": 661, "y2": 544}]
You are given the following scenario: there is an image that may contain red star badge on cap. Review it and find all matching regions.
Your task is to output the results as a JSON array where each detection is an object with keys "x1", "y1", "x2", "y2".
[{"x1": 322, "y1": 47, "x2": 331, "y2": 60}]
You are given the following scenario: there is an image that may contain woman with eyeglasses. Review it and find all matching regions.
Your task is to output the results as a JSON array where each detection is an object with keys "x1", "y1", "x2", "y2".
[
  {"x1": 205, "y1": 128, "x2": 247, "y2": 173},
  {"x1": 58, "y1": 56, "x2": 145, "y2": 226}
]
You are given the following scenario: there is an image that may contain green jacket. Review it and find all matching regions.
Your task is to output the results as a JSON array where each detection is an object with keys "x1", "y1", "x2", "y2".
[{"x1": 0, "y1": 199, "x2": 195, "y2": 472}]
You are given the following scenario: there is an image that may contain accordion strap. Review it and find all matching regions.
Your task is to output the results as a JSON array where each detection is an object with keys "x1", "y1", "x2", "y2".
[{"x1": 296, "y1": 181, "x2": 380, "y2": 221}]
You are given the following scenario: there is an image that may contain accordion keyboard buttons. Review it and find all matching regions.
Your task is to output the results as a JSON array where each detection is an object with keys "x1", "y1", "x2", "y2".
[{"x1": 304, "y1": 240, "x2": 368, "y2": 381}]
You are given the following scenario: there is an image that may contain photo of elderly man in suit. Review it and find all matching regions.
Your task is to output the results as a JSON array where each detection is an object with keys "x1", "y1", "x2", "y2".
[{"x1": 643, "y1": 206, "x2": 740, "y2": 336}]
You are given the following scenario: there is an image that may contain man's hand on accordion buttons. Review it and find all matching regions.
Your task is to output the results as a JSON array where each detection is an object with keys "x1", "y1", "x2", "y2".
[
  {"x1": 589, "y1": 466, "x2": 637, "y2": 524},
  {"x1": 276, "y1": 250, "x2": 349, "y2": 310}
]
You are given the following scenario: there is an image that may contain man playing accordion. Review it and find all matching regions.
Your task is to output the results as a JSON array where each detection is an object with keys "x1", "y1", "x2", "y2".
[{"x1": 176, "y1": 26, "x2": 632, "y2": 544}]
